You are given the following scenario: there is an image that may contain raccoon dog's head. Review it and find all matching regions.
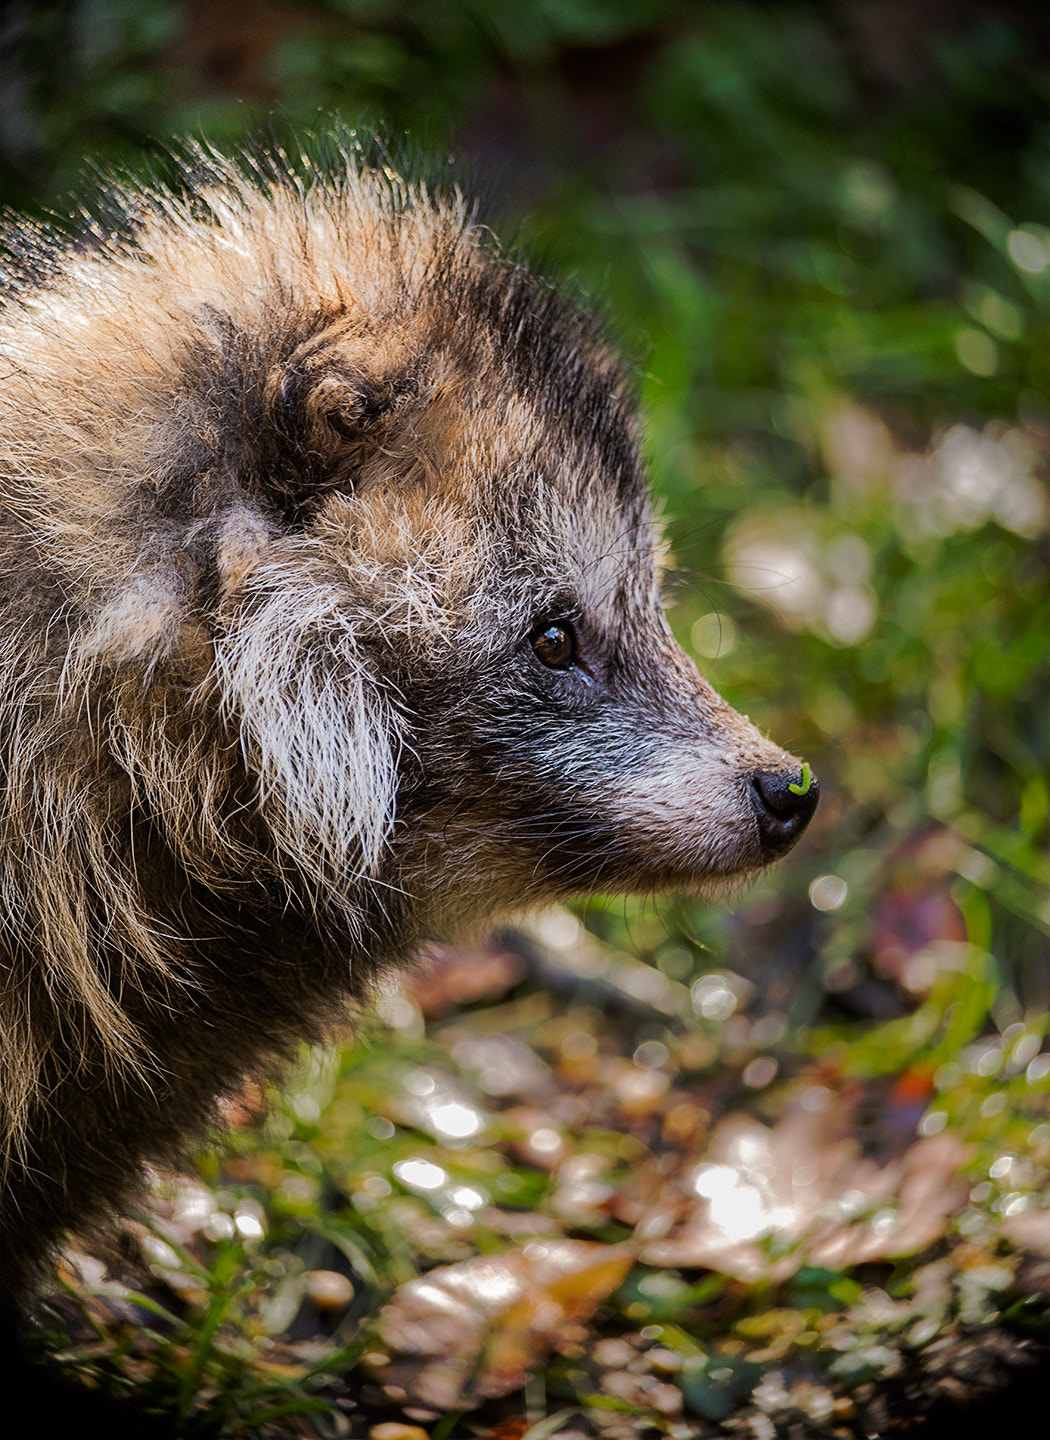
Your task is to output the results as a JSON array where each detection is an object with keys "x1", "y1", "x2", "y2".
[
  {"x1": 185, "y1": 166, "x2": 818, "y2": 930},
  {"x1": 16, "y1": 151, "x2": 817, "y2": 939}
]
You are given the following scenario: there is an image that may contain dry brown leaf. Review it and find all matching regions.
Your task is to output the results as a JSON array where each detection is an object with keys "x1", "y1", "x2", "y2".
[
  {"x1": 406, "y1": 943, "x2": 526, "y2": 1016},
  {"x1": 644, "y1": 1102, "x2": 968, "y2": 1281},
  {"x1": 367, "y1": 1239, "x2": 634, "y2": 1410},
  {"x1": 1002, "y1": 1206, "x2": 1050, "y2": 1258},
  {"x1": 549, "y1": 1152, "x2": 617, "y2": 1224},
  {"x1": 502, "y1": 1105, "x2": 570, "y2": 1170}
]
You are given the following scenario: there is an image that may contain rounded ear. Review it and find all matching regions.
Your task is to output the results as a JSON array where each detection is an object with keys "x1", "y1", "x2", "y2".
[
  {"x1": 186, "y1": 306, "x2": 425, "y2": 520},
  {"x1": 259, "y1": 356, "x2": 423, "y2": 518},
  {"x1": 269, "y1": 356, "x2": 421, "y2": 445},
  {"x1": 305, "y1": 371, "x2": 415, "y2": 439}
]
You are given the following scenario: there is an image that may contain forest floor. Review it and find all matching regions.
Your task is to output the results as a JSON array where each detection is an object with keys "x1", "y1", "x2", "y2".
[{"x1": 23, "y1": 921, "x2": 1050, "y2": 1439}]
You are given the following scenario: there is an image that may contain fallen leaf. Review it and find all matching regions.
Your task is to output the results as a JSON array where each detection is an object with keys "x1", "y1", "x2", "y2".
[
  {"x1": 870, "y1": 829, "x2": 968, "y2": 986},
  {"x1": 370, "y1": 1425, "x2": 432, "y2": 1440},
  {"x1": 407, "y1": 942, "x2": 526, "y2": 1016},
  {"x1": 503, "y1": 1106, "x2": 569, "y2": 1170},
  {"x1": 549, "y1": 1152, "x2": 616, "y2": 1224},
  {"x1": 1002, "y1": 1205, "x2": 1050, "y2": 1258},
  {"x1": 610, "y1": 1060, "x2": 672, "y2": 1117},
  {"x1": 304, "y1": 1269, "x2": 354, "y2": 1311},
  {"x1": 644, "y1": 1102, "x2": 968, "y2": 1281},
  {"x1": 367, "y1": 1239, "x2": 634, "y2": 1410}
]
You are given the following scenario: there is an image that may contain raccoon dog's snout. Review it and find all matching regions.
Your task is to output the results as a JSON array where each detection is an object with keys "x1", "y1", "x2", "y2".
[
  {"x1": 750, "y1": 767, "x2": 820, "y2": 857},
  {"x1": 0, "y1": 141, "x2": 817, "y2": 1300}
]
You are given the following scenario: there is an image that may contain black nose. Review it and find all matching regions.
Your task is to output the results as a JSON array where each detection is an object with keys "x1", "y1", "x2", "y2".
[{"x1": 750, "y1": 766, "x2": 819, "y2": 857}]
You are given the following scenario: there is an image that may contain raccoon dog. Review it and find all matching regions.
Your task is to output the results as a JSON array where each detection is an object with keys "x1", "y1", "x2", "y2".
[{"x1": 0, "y1": 142, "x2": 817, "y2": 1304}]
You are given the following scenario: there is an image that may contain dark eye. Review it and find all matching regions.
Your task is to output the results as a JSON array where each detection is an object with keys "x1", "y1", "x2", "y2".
[{"x1": 530, "y1": 620, "x2": 577, "y2": 670}]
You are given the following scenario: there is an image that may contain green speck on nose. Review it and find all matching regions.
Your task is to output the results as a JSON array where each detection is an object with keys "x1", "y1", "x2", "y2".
[{"x1": 788, "y1": 762, "x2": 813, "y2": 796}]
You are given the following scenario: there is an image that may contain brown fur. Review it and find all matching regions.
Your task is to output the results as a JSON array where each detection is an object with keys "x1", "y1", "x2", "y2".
[{"x1": 0, "y1": 142, "x2": 815, "y2": 1304}]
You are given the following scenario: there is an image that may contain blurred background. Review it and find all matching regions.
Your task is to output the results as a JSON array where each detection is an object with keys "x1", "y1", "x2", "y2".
[{"x1": 4, "y1": 3, "x2": 1048, "y2": 1436}]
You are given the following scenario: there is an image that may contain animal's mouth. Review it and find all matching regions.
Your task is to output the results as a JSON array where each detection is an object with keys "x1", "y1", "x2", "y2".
[
  {"x1": 429, "y1": 751, "x2": 819, "y2": 904},
  {"x1": 612, "y1": 758, "x2": 821, "y2": 891}
]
